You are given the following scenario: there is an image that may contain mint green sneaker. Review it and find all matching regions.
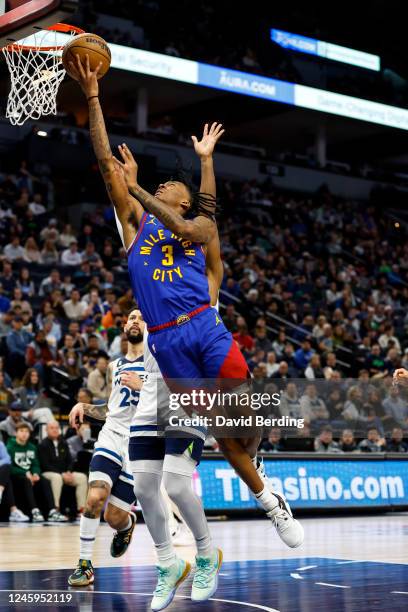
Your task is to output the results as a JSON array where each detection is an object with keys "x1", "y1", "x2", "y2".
[
  {"x1": 191, "y1": 548, "x2": 223, "y2": 602},
  {"x1": 151, "y1": 557, "x2": 191, "y2": 611}
]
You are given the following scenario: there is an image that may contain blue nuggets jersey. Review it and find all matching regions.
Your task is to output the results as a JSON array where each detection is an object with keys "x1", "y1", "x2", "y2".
[{"x1": 127, "y1": 212, "x2": 210, "y2": 328}]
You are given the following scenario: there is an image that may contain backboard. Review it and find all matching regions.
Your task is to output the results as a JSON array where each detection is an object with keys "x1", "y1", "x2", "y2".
[{"x1": 0, "y1": 0, "x2": 79, "y2": 47}]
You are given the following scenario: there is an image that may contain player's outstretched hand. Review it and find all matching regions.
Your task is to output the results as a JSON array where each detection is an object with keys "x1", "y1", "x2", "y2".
[
  {"x1": 192, "y1": 122, "x2": 225, "y2": 159},
  {"x1": 69, "y1": 403, "x2": 85, "y2": 430},
  {"x1": 121, "y1": 371, "x2": 143, "y2": 391},
  {"x1": 393, "y1": 368, "x2": 408, "y2": 387},
  {"x1": 68, "y1": 53, "x2": 102, "y2": 99},
  {"x1": 115, "y1": 143, "x2": 138, "y2": 190}
]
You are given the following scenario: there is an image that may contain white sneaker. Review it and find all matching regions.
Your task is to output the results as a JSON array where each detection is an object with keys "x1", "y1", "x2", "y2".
[
  {"x1": 172, "y1": 523, "x2": 195, "y2": 547},
  {"x1": 267, "y1": 492, "x2": 304, "y2": 548},
  {"x1": 256, "y1": 458, "x2": 304, "y2": 548},
  {"x1": 48, "y1": 510, "x2": 68, "y2": 523},
  {"x1": 32, "y1": 509, "x2": 44, "y2": 523},
  {"x1": 9, "y1": 508, "x2": 30, "y2": 522}
]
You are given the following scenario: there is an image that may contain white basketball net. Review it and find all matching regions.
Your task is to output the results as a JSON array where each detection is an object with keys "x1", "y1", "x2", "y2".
[{"x1": 2, "y1": 28, "x2": 77, "y2": 126}]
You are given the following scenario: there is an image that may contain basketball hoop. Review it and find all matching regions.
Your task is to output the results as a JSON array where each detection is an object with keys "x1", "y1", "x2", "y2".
[{"x1": 2, "y1": 23, "x2": 84, "y2": 126}]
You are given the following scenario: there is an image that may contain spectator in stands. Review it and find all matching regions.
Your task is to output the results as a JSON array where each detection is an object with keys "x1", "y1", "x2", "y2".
[
  {"x1": 300, "y1": 384, "x2": 329, "y2": 425},
  {"x1": 358, "y1": 427, "x2": 386, "y2": 452},
  {"x1": 294, "y1": 338, "x2": 314, "y2": 371},
  {"x1": 305, "y1": 354, "x2": 324, "y2": 379},
  {"x1": 67, "y1": 322, "x2": 86, "y2": 352},
  {"x1": 386, "y1": 427, "x2": 408, "y2": 452},
  {"x1": 28, "y1": 193, "x2": 46, "y2": 216},
  {"x1": 365, "y1": 344, "x2": 386, "y2": 376},
  {"x1": 0, "y1": 401, "x2": 32, "y2": 439},
  {"x1": 40, "y1": 242, "x2": 58, "y2": 268},
  {"x1": 40, "y1": 219, "x2": 59, "y2": 244},
  {"x1": 61, "y1": 240, "x2": 82, "y2": 266},
  {"x1": 233, "y1": 317, "x2": 255, "y2": 353},
  {"x1": 58, "y1": 224, "x2": 76, "y2": 249},
  {"x1": 6, "y1": 316, "x2": 33, "y2": 378},
  {"x1": 265, "y1": 351, "x2": 279, "y2": 377},
  {"x1": 110, "y1": 334, "x2": 128, "y2": 359},
  {"x1": 81, "y1": 243, "x2": 103, "y2": 271},
  {"x1": 382, "y1": 387, "x2": 408, "y2": 429},
  {"x1": 0, "y1": 283, "x2": 10, "y2": 314},
  {"x1": 4, "y1": 237, "x2": 25, "y2": 262},
  {"x1": 260, "y1": 427, "x2": 286, "y2": 452},
  {"x1": 343, "y1": 386, "x2": 365, "y2": 424},
  {"x1": 7, "y1": 422, "x2": 65, "y2": 522},
  {"x1": 10, "y1": 287, "x2": 32, "y2": 317},
  {"x1": 279, "y1": 382, "x2": 302, "y2": 419},
  {"x1": 23, "y1": 237, "x2": 42, "y2": 264},
  {"x1": 25, "y1": 329, "x2": 56, "y2": 377},
  {"x1": 272, "y1": 360, "x2": 292, "y2": 381},
  {"x1": 254, "y1": 321, "x2": 272, "y2": 353},
  {"x1": 14, "y1": 369, "x2": 53, "y2": 429},
  {"x1": 63, "y1": 289, "x2": 89, "y2": 322},
  {"x1": 39, "y1": 421, "x2": 87, "y2": 514},
  {"x1": 0, "y1": 439, "x2": 29, "y2": 522},
  {"x1": 0, "y1": 371, "x2": 13, "y2": 419},
  {"x1": 339, "y1": 429, "x2": 357, "y2": 452},
  {"x1": 16, "y1": 268, "x2": 35, "y2": 298},
  {"x1": 87, "y1": 356, "x2": 109, "y2": 400},
  {"x1": 0, "y1": 261, "x2": 15, "y2": 296},
  {"x1": 378, "y1": 324, "x2": 401, "y2": 354},
  {"x1": 314, "y1": 426, "x2": 341, "y2": 453},
  {"x1": 67, "y1": 422, "x2": 92, "y2": 463},
  {"x1": 39, "y1": 269, "x2": 62, "y2": 297},
  {"x1": 59, "y1": 348, "x2": 83, "y2": 378},
  {"x1": 323, "y1": 352, "x2": 338, "y2": 379}
]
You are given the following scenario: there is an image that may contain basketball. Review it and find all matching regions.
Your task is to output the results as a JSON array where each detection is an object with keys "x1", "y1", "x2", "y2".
[{"x1": 62, "y1": 33, "x2": 111, "y2": 79}]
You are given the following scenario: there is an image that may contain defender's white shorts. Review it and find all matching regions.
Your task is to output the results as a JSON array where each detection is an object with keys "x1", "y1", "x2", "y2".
[{"x1": 89, "y1": 426, "x2": 134, "y2": 512}]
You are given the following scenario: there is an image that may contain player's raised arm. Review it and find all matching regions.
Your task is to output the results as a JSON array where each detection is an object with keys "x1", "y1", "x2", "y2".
[
  {"x1": 192, "y1": 123, "x2": 225, "y2": 299},
  {"x1": 68, "y1": 55, "x2": 144, "y2": 248},
  {"x1": 118, "y1": 143, "x2": 216, "y2": 244}
]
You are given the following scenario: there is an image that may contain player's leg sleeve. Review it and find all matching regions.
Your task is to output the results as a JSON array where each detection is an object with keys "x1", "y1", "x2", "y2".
[
  {"x1": 131, "y1": 462, "x2": 176, "y2": 566},
  {"x1": 163, "y1": 452, "x2": 213, "y2": 557}
]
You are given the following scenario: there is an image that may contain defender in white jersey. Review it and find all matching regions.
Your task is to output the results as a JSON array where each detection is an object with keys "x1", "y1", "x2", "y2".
[{"x1": 68, "y1": 309, "x2": 145, "y2": 587}]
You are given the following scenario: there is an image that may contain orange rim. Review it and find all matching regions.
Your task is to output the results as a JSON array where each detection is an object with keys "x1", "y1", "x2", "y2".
[{"x1": 3, "y1": 23, "x2": 85, "y2": 53}]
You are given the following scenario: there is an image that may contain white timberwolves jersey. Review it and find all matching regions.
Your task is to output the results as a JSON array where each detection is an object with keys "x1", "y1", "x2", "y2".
[
  {"x1": 106, "y1": 355, "x2": 146, "y2": 435},
  {"x1": 130, "y1": 332, "x2": 169, "y2": 435}
]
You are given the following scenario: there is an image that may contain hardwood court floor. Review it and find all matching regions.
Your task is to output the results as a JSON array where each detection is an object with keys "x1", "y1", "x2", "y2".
[{"x1": 0, "y1": 514, "x2": 407, "y2": 611}]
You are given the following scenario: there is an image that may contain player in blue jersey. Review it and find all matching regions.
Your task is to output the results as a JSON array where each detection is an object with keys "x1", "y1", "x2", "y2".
[{"x1": 71, "y1": 55, "x2": 303, "y2": 608}]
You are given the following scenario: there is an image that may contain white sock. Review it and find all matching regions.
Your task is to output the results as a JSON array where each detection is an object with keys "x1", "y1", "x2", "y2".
[
  {"x1": 118, "y1": 516, "x2": 132, "y2": 532},
  {"x1": 255, "y1": 486, "x2": 279, "y2": 513},
  {"x1": 79, "y1": 515, "x2": 101, "y2": 561},
  {"x1": 196, "y1": 534, "x2": 214, "y2": 558},
  {"x1": 156, "y1": 540, "x2": 177, "y2": 567}
]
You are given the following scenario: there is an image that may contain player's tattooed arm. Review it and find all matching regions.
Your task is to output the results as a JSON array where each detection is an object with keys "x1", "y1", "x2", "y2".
[
  {"x1": 192, "y1": 122, "x2": 225, "y2": 198},
  {"x1": 129, "y1": 183, "x2": 216, "y2": 243},
  {"x1": 68, "y1": 54, "x2": 143, "y2": 239},
  {"x1": 116, "y1": 144, "x2": 215, "y2": 242}
]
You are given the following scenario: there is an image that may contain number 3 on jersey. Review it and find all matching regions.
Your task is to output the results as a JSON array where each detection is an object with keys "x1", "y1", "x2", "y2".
[
  {"x1": 161, "y1": 245, "x2": 174, "y2": 266},
  {"x1": 119, "y1": 387, "x2": 139, "y2": 408}
]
